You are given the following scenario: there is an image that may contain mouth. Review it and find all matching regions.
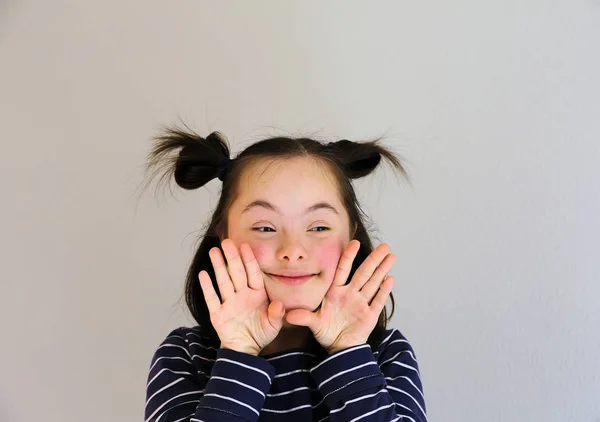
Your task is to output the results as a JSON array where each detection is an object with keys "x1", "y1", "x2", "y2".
[{"x1": 267, "y1": 273, "x2": 318, "y2": 286}]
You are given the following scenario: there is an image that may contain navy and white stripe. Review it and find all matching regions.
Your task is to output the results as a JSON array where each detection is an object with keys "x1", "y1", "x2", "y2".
[{"x1": 145, "y1": 326, "x2": 427, "y2": 421}]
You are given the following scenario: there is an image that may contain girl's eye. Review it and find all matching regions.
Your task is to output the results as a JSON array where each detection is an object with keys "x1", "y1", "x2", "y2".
[{"x1": 252, "y1": 226, "x2": 330, "y2": 233}]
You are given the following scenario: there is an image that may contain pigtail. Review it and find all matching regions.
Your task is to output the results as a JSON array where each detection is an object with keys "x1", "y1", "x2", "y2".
[
  {"x1": 328, "y1": 139, "x2": 409, "y2": 182},
  {"x1": 140, "y1": 126, "x2": 409, "y2": 352},
  {"x1": 144, "y1": 125, "x2": 231, "y2": 192}
]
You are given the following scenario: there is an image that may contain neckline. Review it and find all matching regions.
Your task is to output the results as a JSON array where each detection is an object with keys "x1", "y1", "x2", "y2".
[
  {"x1": 260, "y1": 341, "x2": 327, "y2": 360},
  {"x1": 261, "y1": 346, "x2": 310, "y2": 358}
]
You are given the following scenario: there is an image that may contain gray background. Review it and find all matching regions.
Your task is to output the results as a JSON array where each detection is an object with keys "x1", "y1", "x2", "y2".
[{"x1": 1, "y1": 1, "x2": 599, "y2": 421}]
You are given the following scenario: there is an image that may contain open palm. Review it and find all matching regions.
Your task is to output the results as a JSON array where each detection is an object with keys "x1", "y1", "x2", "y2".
[
  {"x1": 199, "y1": 239, "x2": 286, "y2": 355},
  {"x1": 285, "y1": 240, "x2": 396, "y2": 354}
]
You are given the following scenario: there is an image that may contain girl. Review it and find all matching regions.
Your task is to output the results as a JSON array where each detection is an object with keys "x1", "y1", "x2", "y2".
[{"x1": 142, "y1": 127, "x2": 427, "y2": 422}]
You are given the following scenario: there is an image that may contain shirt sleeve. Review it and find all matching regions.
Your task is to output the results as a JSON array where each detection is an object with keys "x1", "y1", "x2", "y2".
[
  {"x1": 144, "y1": 328, "x2": 276, "y2": 422},
  {"x1": 309, "y1": 329, "x2": 427, "y2": 421}
]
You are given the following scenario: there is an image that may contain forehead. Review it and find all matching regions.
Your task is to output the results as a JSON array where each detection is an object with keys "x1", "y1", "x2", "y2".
[{"x1": 233, "y1": 156, "x2": 343, "y2": 214}]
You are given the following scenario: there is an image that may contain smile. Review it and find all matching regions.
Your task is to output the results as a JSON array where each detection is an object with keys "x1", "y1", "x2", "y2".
[{"x1": 268, "y1": 273, "x2": 317, "y2": 286}]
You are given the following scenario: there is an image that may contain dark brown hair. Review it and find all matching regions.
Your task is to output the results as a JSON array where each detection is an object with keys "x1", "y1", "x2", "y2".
[{"x1": 142, "y1": 125, "x2": 411, "y2": 352}]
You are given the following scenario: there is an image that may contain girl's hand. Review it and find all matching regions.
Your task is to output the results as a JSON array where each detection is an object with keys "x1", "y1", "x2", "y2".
[
  {"x1": 284, "y1": 240, "x2": 396, "y2": 354},
  {"x1": 199, "y1": 239, "x2": 286, "y2": 356}
]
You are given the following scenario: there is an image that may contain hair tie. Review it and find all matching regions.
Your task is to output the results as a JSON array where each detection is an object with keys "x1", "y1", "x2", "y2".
[{"x1": 217, "y1": 157, "x2": 232, "y2": 181}]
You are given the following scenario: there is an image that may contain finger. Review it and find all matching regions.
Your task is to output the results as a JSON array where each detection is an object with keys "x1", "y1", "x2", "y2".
[
  {"x1": 370, "y1": 276, "x2": 394, "y2": 312},
  {"x1": 221, "y1": 239, "x2": 248, "y2": 292},
  {"x1": 360, "y1": 253, "x2": 396, "y2": 300},
  {"x1": 284, "y1": 308, "x2": 317, "y2": 329},
  {"x1": 240, "y1": 243, "x2": 264, "y2": 291},
  {"x1": 349, "y1": 243, "x2": 391, "y2": 291},
  {"x1": 198, "y1": 270, "x2": 221, "y2": 315},
  {"x1": 209, "y1": 246, "x2": 235, "y2": 302},
  {"x1": 332, "y1": 240, "x2": 361, "y2": 287},
  {"x1": 266, "y1": 300, "x2": 286, "y2": 331}
]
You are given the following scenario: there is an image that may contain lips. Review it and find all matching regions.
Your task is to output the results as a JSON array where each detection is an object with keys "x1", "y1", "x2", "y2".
[{"x1": 268, "y1": 273, "x2": 317, "y2": 286}]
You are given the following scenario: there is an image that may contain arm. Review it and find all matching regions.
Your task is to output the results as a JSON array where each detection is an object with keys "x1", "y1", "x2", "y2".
[
  {"x1": 310, "y1": 329, "x2": 427, "y2": 421},
  {"x1": 144, "y1": 328, "x2": 276, "y2": 422}
]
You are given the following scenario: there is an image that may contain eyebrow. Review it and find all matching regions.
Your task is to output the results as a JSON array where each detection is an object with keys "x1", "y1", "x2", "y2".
[{"x1": 242, "y1": 200, "x2": 339, "y2": 215}]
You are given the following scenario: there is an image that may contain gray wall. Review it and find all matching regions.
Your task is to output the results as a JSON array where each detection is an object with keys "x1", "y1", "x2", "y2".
[{"x1": 1, "y1": 1, "x2": 598, "y2": 421}]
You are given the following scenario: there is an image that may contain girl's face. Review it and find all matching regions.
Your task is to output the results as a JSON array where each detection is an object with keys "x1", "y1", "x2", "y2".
[{"x1": 226, "y1": 157, "x2": 353, "y2": 316}]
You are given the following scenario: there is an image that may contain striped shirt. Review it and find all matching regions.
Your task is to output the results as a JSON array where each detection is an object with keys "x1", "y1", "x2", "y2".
[{"x1": 145, "y1": 326, "x2": 427, "y2": 422}]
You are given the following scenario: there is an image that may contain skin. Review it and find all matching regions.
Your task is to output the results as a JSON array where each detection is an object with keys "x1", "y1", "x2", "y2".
[
  {"x1": 225, "y1": 156, "x2": 354, "y2": 354},
  {"x1": 201, "y1": 155, "x2": 396, "y2": 356}
]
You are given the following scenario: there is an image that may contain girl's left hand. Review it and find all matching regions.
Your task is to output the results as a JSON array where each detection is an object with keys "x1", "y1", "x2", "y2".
[{"x1": 284, "y1": 240, "x2": 396, "y2": 354}]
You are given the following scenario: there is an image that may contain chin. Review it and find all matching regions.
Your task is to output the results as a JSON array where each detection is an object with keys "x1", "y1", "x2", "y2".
[{"x1": 263, "y1": 284, "x2": 325, "y2": 313}]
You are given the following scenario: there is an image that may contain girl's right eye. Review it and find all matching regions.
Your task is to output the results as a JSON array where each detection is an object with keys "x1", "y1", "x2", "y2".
[{"x1": 253, "y1": 227, "x2": 275, "y2": 233}]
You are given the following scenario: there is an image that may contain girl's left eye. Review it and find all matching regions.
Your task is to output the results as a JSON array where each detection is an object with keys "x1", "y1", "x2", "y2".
[{"x1": 252, "y1": 226, "x2": 330, "y2": 232}]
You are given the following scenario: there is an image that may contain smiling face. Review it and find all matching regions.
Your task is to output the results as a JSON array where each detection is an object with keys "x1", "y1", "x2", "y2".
[{"x1": 226, "y1": 156, "x2": 353, "y2": 315}]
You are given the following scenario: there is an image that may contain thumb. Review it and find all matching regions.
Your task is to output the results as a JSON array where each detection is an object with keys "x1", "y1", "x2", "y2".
[
  {"x1": 284, "y1": 309, "x2": 317, "y2": 330},
  {"x1": 267, "y1": 300, "x2": 286, "y2": 330}
]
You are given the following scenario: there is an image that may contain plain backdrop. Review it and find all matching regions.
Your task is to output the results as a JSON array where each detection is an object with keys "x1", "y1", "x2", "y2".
[{"x1": 1, "y1": 1, "x2": 599, "y2": 421}]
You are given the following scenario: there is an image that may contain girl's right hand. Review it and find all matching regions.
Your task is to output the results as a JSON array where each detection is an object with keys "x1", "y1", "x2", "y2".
[{"x1": 198, "y1": 239, "x2": 285, "y2": 356}]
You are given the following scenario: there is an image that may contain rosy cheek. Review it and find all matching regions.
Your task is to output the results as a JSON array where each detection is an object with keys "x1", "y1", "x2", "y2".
[
  {"x1": 317, "y1": 241, "x2": 346, "y2": 272},
  {"x1": 247, "y1": 242, "x2": 270, "y2": 266}
]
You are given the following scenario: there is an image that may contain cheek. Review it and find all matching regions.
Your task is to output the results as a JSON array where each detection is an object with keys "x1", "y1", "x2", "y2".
[
  {"x1": 242, "y1": 240, "x2": 346, "y2": 272},
  {"x1": 316, "y1": 241, "x2": 345, "y2": 272},
  {"x1": 246, "y1": 242, "x2": 271, "y2": 267}
]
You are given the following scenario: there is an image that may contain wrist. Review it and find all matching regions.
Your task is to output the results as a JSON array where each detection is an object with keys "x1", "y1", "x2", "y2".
[
  {"x1": 220, "y1": 343, "x2": 260, "y2": 356},
  {"x1": 326, "y1": 342, "x2": 363, "y2": 355}
]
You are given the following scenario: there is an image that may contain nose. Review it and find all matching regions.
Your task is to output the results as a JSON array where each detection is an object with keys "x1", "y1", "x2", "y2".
[{"x1": 276, "y1": 232, "x2": 308, "y2": 263}]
